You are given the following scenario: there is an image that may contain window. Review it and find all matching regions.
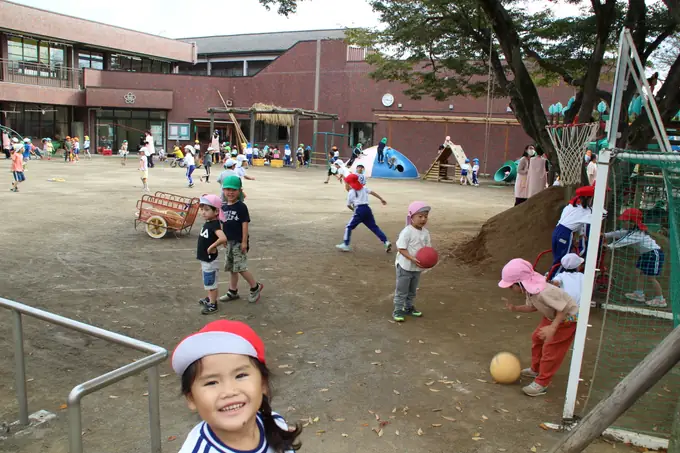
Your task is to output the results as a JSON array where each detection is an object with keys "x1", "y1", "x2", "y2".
[
  {"x1": 3, "y1": 103, "x2": 70, "y2": 140},
  {"x1": 211, "y1": 61, "x2": 244, "y2": 77},
  {"x1": 110, "y1": 53, "x2": 171, "y2": 74},
  {"x1": 78, "y1": 51, "x2": 104, "y2": 70},
  {"x1": 247, "y1": 60, "x2": 270, "y2": 76},
  {"x1": 177, "y1": 62, "x2": 208, "y2": 76},
  {"x1": 7, "y1": 36, "x2": 68, "y2": 78}
]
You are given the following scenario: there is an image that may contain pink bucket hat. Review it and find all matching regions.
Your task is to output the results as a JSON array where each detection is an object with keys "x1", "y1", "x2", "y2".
[
  {"x1": 407, "y1": 201, "x2": 431, "y2": 225},
  {"x1": 199, "y1": 194, "x2": 221, "y2": 210},
  {"x1": 498, "y1": 258, "x2": 546, "y2": 294}
]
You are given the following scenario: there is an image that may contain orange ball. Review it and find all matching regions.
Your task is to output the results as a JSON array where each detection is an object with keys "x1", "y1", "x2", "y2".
[{"x1": 490, "y1": 352, "x2": 521, "y2": 384}]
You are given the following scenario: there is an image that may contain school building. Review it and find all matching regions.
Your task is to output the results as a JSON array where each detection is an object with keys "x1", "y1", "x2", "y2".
[{"x1": 0, "y1": 0, "x2": 576, "y2": 173}]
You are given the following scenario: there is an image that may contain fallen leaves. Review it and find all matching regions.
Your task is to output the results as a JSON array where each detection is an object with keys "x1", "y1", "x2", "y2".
[
  {"x1": 417, "y1": 428, "x2": 424, "y2": 436},
  {"x1": 375, "y1": 349, "x2": 382, "y2": 354},
  {"x1": 372, "y1": 427, "x2": 384, "y2": 437},
  {"x1": 278, "y1": 364, "x2": 290, "y2": 369},
  {"x1": 319, "y1": 388, "x2": 329, "y2": 392},
  {"x1": 531, "y1": 447, "x2": 537, "y2": 452},
  {"x1": 393, "y1": 389, "x2": 400, "y2": 395},
  {"x1": 296, "y1": 331, "x2": 304, "y2": 335},
  {"x1": 341, "y1": 433, "x2": 349, "y2": 437},
  {"x1": 167, "y1": 435, "x2": 177, "y2": 441},
  {"x1": 284, "y1": 371, "x2": 295, "y2": 375},
  {"x1": 430, "y1": 351, "x2": 440, "y2": 355},
  {"x1": 442, "y1": 416, "x2": 456, "y2": 422},
  {"x1": 58, "y1": 403, "x2": 67, "y2": 410},
  {"x1": 431, "y1": 423, "x2": 442, "y2": 428},
  {"x1": 333, "y1": 418, "x2": 345, "y2": 422},
  {"x1": 429, "y1": 388, "x2": 440, "y2": 392},
  {"x1": 482, "y1": 415, "x2": 489, "y2": 421},
  {"x1": 425, "y1": 380, "x2": 435, "y2": 386}
]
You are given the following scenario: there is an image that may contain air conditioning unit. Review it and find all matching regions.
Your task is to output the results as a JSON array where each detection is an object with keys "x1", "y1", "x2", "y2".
[{"x1": 226, "y1": 99, "x2": 233, "y2": 107}]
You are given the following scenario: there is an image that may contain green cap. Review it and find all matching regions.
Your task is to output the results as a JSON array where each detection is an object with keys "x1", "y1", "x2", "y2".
[{"x1": 222, "y1": 175, "x2": 242, "y2": 190}]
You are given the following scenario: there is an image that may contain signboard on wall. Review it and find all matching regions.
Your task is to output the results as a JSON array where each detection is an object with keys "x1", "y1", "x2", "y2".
[{"x1": 168, "y1": 123, "x2": 190, "y2": 141}]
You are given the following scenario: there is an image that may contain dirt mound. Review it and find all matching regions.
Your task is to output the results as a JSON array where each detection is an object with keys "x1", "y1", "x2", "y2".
[{"x1": 456, "y1": 186, "x2": 567, "y2": 273}]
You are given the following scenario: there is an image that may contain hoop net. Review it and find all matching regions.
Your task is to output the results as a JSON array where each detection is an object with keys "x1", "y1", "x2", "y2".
[{"x1": 545, "y1": 122, "x2": 599, "y2": 185}]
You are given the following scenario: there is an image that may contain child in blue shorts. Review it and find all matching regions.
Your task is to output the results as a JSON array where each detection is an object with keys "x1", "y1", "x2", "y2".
[
  {"x1": 605, "y1": 208, "x2": 666, "y2": 308},
  {"x1": 196, "y1": 194, "x2": 227, "y2": 315}
]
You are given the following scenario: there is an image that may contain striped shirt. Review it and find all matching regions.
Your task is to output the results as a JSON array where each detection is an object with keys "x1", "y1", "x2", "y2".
[{"x1": 178, "y1": 412, "x2": 292, "y2": 453}]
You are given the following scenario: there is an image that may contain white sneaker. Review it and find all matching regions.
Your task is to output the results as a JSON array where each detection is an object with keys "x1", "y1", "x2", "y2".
[
  {"x1": 645, "y1": 297, "x2": 667, "y2": 308},
  {"x1": 522, "y1": 381, "x2": 547, "y2": 397},
  {"x1": 384, "y1": 241, "x2": 392, "y2": 253},
  {"x1": 520, "y1": 368, "x2": 538, "y2": 378},
  {"x1": 625, "y1": 291, "x2": 646, "y2": 302},
  {"x1": 335, "y1": 243, "x2": 351, "y2": 252}
]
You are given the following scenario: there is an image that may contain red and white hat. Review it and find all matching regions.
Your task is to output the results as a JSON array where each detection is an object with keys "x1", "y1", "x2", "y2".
[{"x1": 172, "y1": 320, "x2": 266, "y2": 376}]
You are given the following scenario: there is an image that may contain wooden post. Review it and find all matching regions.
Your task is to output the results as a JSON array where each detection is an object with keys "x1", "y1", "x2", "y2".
[
  {"x1": 248, "y1": 111, "x2": 256, "y2": 148},
  {"x1": 293, "y1": 113, "x2": 300, "y2": 150},
  {"x1": 547, "y1": 326, "x2": 680, "y2": 453}
]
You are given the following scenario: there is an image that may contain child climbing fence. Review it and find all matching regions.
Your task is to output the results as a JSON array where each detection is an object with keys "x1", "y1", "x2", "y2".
[{"x1": 581, "y1": 150, "x2": 680, "y2": 441}]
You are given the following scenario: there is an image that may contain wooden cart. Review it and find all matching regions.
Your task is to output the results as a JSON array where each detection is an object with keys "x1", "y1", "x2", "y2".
[{"x1": 135, "y1": 192, "x2": 200, "y2": 239}]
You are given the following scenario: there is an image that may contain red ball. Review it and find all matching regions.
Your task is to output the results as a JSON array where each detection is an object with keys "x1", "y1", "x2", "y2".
[{"x1": 415, "y1": 246, "x2": 439, "y2": 269}]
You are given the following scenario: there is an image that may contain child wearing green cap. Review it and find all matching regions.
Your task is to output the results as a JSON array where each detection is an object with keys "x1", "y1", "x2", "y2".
[
  {"x1": 219, "y1": 175, "x2": 264, "y2": 304},
  {"x1": 377, "y1": 137, "x2": 388, "y2": 164}
]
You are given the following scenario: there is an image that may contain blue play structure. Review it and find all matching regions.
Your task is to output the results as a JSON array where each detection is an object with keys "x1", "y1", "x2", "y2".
[{"x1": 348, "y1": 145, "x2": 419, "y2": 179}]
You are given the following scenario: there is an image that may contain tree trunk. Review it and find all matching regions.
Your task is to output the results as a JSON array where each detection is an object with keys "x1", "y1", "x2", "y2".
[
  {"x1": 577, "y1": 0, "x2": 617, "y2": 122},
  {"x1": 476, "y1": 0, "x2": 557, "y2": 168}
]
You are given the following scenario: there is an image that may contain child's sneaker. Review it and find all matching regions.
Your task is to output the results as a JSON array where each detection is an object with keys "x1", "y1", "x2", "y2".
[
  {"x1": 248, "y1": 283, "x2": 264, "y2": 303},
  {"x1": 624, "y1": 290, "x2": 646, "y2": 302},
  {"x1": 335, "y1": 243, "x2": 351, "y2": 252},
  {"x1": 522, "y1": 381, "x2": 547, "y2": 397},
  {"x1": 521, "y1": 368, "x2": 538, "y2": 378},
  {"x1": 198, "y1": 297, "x2": 210, "y2": 306},
  {"x1": 393, "y1": 310, "x2": 407, "y2": 322},
  {"x1": 406, "y1": 307, "x2": 422, "y2": 317},
  {"x1": 384, "y1": 241, "x2": 392, "y2": 253},
  {"x1": 201, "y1": 302, "x2": 218, "y2": 315},
  {"x1": 219, "y1": 290, "x2": 240, "y2": 302},
  {"x1": 646, "y1": 296, "x2": 667, "y2": 308}
]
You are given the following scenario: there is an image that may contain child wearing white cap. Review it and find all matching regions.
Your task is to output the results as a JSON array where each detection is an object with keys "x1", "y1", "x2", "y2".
[
  {"x1": 499, "y1": 258, "x2": 578, "y2": 397},
  {"x1": 196, "y1": 195, "x2": 228, "y2": 315},
  {"x1": 172, "y1": 320, "x2": 301, "y2": 453},
  {"x1": 551, "y1": 253, "x2": 585, "y2": 308}
]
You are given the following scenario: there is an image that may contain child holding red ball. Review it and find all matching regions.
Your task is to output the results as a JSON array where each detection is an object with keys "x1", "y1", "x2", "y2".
[{"x1": 392, "y1": 202, "x2": 432, "y2": 322}]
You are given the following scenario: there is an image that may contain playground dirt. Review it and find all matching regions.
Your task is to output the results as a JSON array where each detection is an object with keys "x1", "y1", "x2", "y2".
[{"x1": 0, "y1": 158, "x2": 631, "y2": 453}]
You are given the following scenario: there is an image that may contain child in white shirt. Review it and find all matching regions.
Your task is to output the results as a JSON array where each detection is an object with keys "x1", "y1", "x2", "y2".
[
  {"x1": 393, "y1": 201, "x2": 432, "y2": 322},
  {"x1": 139, "y1": 150, "x2": 149, "y2": 192},
  {"x1": 336, "y1": 173, "x2": 391, "y2": 253},
  {"x1": 472, "y1": 158, "x2": 480, "y2": 186},
  {"x1": 551, "y1": 253, "x2": 585, "y2": 307},
  {"x1": 460, "y1": 159, "x2": 471, "y2": 185}
]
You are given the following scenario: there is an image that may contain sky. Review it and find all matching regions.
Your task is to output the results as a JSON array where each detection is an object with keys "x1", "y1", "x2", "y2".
[{"x1": 11, "y1": 0, "x2": 583, "y2": 39}]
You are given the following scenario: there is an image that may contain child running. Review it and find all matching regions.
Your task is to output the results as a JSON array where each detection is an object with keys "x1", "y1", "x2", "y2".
[
  {"x1": 200, "y1": 147, "x2": 213, "y2": 183},
  {"x1": 139, "y1": 149, "x2": 150, "y2": 192},
  {"x1": 336, "y1": 173, "x2": 391, "y2": 253},
  {"x1": 392, "y1": 202, "x2": 431, "y2": 321},
  {"x1": 605, "y1": 208, "x2": 666, "y2": 307},
  {"x1": 355, "y1": 164, "x2": 367, "y2": 185},
  {"x1": 196, "y1": 195, "x2": 228, "y2": 315},
  {"x1": 218, "y1": 176, "x2": 264, "y2": 304},
  {"x1": 83, "y1": 135, "x2": 92, "y2": 159},
  {"x1": 9, "y1": 147, "x2": 25, "y2": 192},
  {"x1": 550, "y1": 185, "x2": 594, "y2": 278},
  {"x1": 499, "y1": 258, "x2": 578, "y2": 397},
  {"x1": 184, "y1": 145, "x2": 196, "y2": 188},
  {"x1": 172, "y1": 320, "x2": 302, "y2": 453}
]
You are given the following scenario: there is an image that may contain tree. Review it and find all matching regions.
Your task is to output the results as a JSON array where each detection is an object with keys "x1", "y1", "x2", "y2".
[{"x1": 260, "y1": 0, "x2": 679, "y2": 169}]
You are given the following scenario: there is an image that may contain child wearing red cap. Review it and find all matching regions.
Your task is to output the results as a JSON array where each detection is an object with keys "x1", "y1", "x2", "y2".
[
  {"x1": 499, "y1": 258, "x2": 579, "y2": 396},
  {"x1": 605, "y1": 208, "x2": 666, "y2": 307},
  {"x1": 335, "y1": 173, "x2": 391, "y2": 252},
  {"x1": 196, "y1": 195, "x2": 228, "y2": 315},
  {"x1": 173, "y1": 320, "x2": 301, "y2": 452},
  {"x1": 549, "y1": 185, "x2": 595, "y2": 279}
]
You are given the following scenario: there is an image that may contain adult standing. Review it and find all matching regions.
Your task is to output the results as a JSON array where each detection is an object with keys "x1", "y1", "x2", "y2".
[
  {"x1": 514, "y1": 146, "x2": 532, "y2": 206},
  {"x1": 2, "y1": 131, "x2": 11, "y2": 159},
  {"x1": 144, "y1": 131, "x2": 155, "y2": 168},
  {"x1": 527, "y1": 147, "x2": 548, "y2": 198}
]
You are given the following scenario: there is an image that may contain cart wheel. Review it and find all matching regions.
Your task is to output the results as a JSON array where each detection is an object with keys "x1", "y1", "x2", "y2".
[
  {"x1": 170, "y1": 160, "x2": 177, "y2": 168},
  {"x1": 146, "y1": 215, "x2": 168, "y2": 239}
]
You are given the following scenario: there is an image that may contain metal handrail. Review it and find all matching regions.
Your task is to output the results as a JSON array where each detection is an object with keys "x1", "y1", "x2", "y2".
[
  {"x1": 0, "y1": 58, "x2": 83, "y2": 89},
  {"x1": 1, "y1": 297, "x2": 167, "y2": 453}
]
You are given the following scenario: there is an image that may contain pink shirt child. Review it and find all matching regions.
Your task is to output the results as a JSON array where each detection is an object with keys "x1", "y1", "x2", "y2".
[{"x1": 11, "y1": 152, "x2": 24, "y2": 172}]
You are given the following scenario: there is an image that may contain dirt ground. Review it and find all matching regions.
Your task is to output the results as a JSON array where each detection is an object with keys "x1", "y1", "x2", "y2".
[{"x1": 0, "y1": 157, "x2": 629, "y2": 453}]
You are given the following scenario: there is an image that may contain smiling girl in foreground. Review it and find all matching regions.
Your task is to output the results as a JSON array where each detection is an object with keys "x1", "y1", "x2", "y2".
[{"x1": 173, "y1": 320, "x2": 301, "y2": 452}]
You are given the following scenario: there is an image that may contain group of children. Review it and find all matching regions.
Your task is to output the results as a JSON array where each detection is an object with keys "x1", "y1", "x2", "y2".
[{"x1": 498, "y1": 180, "x2": 667, "y2": 397}]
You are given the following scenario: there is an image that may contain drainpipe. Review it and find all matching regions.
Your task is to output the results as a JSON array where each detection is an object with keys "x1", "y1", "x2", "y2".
[
  {"x1": 313, "y1": 39, "x2": 321, "y2": 142},
  {"x1": 87, "y1": 108, "x2": 98, "y2": 152}
]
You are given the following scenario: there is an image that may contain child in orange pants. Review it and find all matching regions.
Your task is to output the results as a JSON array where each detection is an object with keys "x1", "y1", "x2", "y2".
[{"x1": 499, "y1": 258, "x2": 579, "y2": 397}]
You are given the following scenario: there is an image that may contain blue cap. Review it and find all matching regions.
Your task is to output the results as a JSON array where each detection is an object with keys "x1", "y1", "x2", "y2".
[{"x1": 465, "y1": 158, "x2": 470, "y2": 163}]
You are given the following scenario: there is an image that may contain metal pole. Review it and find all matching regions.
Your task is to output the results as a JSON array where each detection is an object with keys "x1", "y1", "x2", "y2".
[
  {"x1": 68, "y1": 400, "x2": 83, "y2": 453},
  {"x1": 606, "y1": 29, "x2": 629, "y2": 146},
  {"x1": 12, "y1": 310, "x2": 29, "y2": 426},
  {"x1": 209, "y1": 112, "x2": 215, "y2": 138},
  {"x1": 148, "y1": 366, "x2": 162, "y2": 453},
  {"x1": 562, "y1": 150, "x2": 612, "y2": 421}
]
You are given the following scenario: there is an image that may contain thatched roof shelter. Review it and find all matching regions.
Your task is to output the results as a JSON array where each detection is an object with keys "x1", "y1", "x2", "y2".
[{"x1": 251, "y1": 103, "x2": 294, "y2": 127}]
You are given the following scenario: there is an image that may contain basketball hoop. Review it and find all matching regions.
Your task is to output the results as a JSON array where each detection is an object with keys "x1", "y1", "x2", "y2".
[{"x1": 545, "y1": 122, "x2": 600, "y2": 186}]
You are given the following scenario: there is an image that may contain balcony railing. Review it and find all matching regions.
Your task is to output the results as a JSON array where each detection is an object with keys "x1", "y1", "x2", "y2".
[{"x1": 0, "y1": 58, "x2": 83, "y2": 89}]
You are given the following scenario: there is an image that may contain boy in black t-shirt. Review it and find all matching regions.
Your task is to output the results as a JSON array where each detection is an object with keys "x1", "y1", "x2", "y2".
[
  {"x1": 196, "y1": 195, "x2": 227, "y2": 314},
  {"x1": 218, "y1": 175, "x2": 264, "y2": 304}
]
